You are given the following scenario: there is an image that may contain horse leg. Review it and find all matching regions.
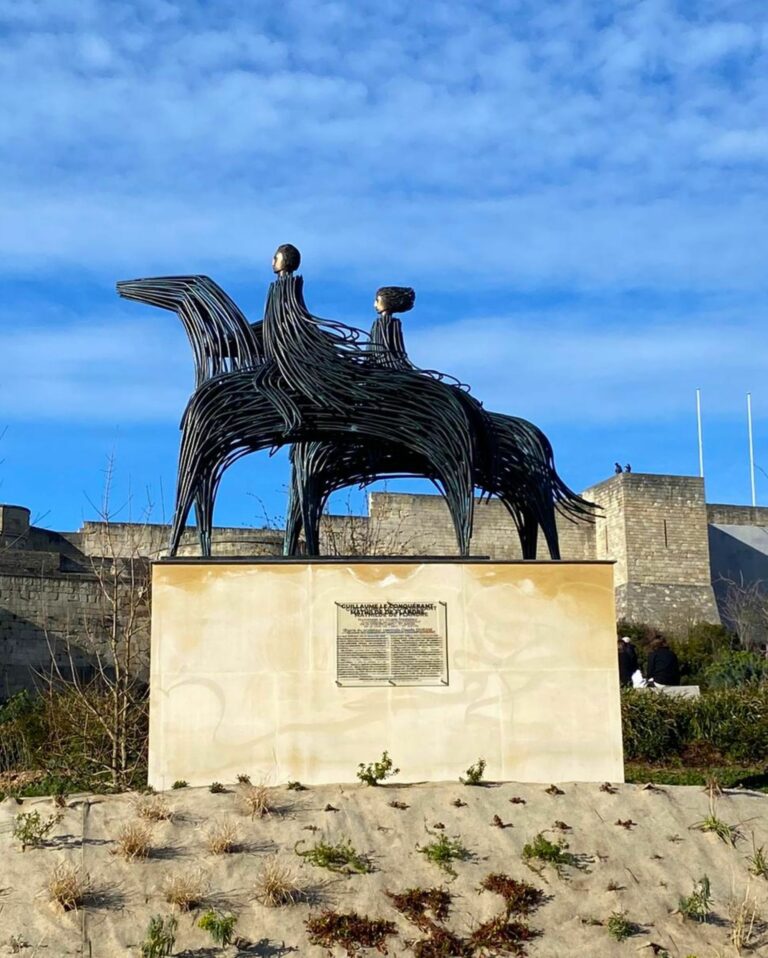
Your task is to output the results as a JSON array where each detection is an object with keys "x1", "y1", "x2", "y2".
[{"x1": 538, "y1": 492, "x2": 561, "y2": 560}]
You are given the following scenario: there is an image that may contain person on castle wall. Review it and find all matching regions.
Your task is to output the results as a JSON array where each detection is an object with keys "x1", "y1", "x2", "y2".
[
  {"x1": 614, "y1": 462, "x2": 623, "y2": 474},
  {"x1": 625, "y1": 463, "x2": 632, "y2": 473},
  {"x1": 646, "y1": 636, "x2": 680, "y2": 687}
]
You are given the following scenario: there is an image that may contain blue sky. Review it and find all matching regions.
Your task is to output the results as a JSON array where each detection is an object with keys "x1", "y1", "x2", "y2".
[{"x1": 1, "y1": 0, "x2": 767, "y2": 531}]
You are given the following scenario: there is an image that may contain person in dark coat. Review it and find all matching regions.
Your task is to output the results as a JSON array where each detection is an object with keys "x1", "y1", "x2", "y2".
[
  {"x1": 617, "y1": 640, "x2": 634, "y2": 687},
  {"x1": 620, "y1": 636, "x2": 639, "y2": 676},
  {"x1": 647, "y1": 637, "x2": 680, "y2": 686}
]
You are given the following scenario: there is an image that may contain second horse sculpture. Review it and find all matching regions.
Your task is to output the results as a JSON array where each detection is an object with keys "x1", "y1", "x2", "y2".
[{"x1": 117, "y1": 245, "x2": 593, "y2": 557}]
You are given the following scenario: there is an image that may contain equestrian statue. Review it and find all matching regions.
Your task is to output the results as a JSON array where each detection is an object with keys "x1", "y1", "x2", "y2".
[{"x1": 117, "y1": 244, "x2": 593, "y2": 558}]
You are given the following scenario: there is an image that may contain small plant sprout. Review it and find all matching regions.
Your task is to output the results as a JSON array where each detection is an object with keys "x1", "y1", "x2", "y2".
[
  {"x1": 253, "y1": 856, "x2": 305, "y2": 907},
  {"x1": 205, "y1": 818, "x2": 239, "y2": 855},
  {"x1": 460, "y1": 758, "x2": 486, "y2": 786},
  {"x1": 690, "y1": 812, "x2": 741, "y2": 846},
  {"x1": 606, "y1": 911, "x2": 637, "y2": 942},
  {"x1": 678, "y1": 876, "x2": 713, "y2": 923},
  {"x1": 305, "y1": 910, "x2": 397, "y2": 955},
  {"x1": 209, "y1": 781, "x2": 226, "y2": 794},
  {"x1": 357, "y1": 751, "x2": 399, "y2": 786},
  {"x1": 12, "y1": 810, "x2": 60, "y2": 850},
  {"x1": 171, "y1": 780, "x2": 188, "y2": 790},
  {"x1": 522, "y1": 832, "x2": 588, "y2": 878},
  {"x1": 295, "y1": 837, "x2": 373, "y2": 874},
  {"x1": 389, "y1": 800, "x2": 409, "y2": 810},
  {"x1": 161, "y1": 868, "x2": 209, "y2": 912},
  {"x1": 236, "y1": 772, "x2": 251, "y2": 784},
  {"x1": 241, "y1": 783, "x2": 274, "y2": 819},
  {"x1": 46, "y1": 861, "x2": 91, "y2": 912},
  {"x1": 140, "y1": 914, "x2": 178, "y2": 958},
  {"x1": 134, "y1": 795, "x2": 173, "y2": 822},
  {"x1": 416, "y1": 830, "x2": 471, "y2": 879},
  {"x1": 287, "y1": 780, "x2": 307, "y2": 791},
  {"x1": 545, "y1": 784, "x2": 565, "y2": 796},
  {"x1": 747, "y1": 837, "x2": 768, "y2": 880},
  {"x1": 114, "y1": 821, "x2": 152, "y2": 861},
  {"x1": 198, "y1": 909, "x2": 237, "y2": 947}
]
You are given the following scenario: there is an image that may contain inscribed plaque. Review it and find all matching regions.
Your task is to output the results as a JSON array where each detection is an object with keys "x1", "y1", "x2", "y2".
[{"x1": 335, "y1": 601, "x2": 448, "y2": 686}]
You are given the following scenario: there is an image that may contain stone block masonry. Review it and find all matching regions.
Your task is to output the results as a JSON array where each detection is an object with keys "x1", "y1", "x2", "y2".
[{"x1": 3, "y1": 468, "x2": 767, "y2": 698}]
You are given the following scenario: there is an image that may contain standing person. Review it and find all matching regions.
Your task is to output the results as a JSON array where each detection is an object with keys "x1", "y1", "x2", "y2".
[
  {"x1": 620, "y1": 636, "x2": 639, "y2": 677},
  {"x1": 617, "y1": 639, "x2": 634, "y2": 687},
  {"x1": 646, "y1": 637, "x2": 680, "y2": 686}
]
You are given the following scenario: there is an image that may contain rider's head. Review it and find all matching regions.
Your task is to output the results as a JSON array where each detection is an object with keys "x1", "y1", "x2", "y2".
[
  {"x1": 272, "y1": 244, "x2": 301, "y2": 275},
  {"x1": 374, "y1": 286, "x2": 415, "y2": 315}
]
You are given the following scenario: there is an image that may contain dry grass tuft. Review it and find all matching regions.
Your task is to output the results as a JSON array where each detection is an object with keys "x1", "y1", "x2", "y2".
[
  {"x1": 46, "y1": 861, "x2": 92, "y2": 912},
  {"x1": 114, "y1": 821, "x2": 152, "y2": 861},
  {"x1": 134, "y1": 794, "x2": 173, "y2": 823},
  {"x1": 253, "y1": 856, "x2": 305, "y2": 907},
  {"x1": 161, "y1": 868, "x2": 209, "y2": 912},
  {"x1": 729, "y1": 885, "x2": 764, "y2": 953},
  {"x1": 205, "y1": 818, "x2": 239, "y2": 855},
  {"x1": 240, "y1": 783, "x2": 274, "y2": 819}
]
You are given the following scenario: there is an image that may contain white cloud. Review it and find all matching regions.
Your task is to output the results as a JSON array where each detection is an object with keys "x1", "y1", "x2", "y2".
[{"x1": 0, "y1": 0, "x2": 765, "y2": 289}]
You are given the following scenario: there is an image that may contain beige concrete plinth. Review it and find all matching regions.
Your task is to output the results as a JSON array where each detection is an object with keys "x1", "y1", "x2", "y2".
[{"x1": 148, "y1": 559, "x2": 622, "y2": 788}]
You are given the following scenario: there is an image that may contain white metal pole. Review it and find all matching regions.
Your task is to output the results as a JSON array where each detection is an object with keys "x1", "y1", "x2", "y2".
[
  {"x1": 696, "y1": 388, "x2": 704, "y2": 478},
  {"x1": 747, "y1": 392, "x2": 756, "y2": 507}
]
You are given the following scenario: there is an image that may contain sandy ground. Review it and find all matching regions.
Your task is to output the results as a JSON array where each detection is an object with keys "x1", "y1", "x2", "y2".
[{"x1": 0, "y1": 779, "x2": 767, "y2": 956}]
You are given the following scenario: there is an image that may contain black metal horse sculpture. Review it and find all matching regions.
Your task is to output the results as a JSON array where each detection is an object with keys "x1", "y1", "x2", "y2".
[
  {"x1": 117, "y1": 245, "x2": 592, "y2": 558},
  {"x1": 285, "y1": 286, "x2": 593, "y2": 559}
]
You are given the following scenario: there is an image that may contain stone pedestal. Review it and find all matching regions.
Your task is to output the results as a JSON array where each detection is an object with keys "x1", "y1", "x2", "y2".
[{"x1": 148, "y1": 558, "x2": 622, "y2": 788}]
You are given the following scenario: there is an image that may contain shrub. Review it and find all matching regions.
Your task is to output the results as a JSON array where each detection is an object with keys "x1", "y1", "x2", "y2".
[
  {"x1": 468, "y1": 914, "x2": 538, "y2": 953},
  {"x1": 12, "y1": 809, "x2": 60, "y2": 850},
  {"x1": 46, "y1": 861, "x2": 91, "y2": 911},
  {"x1": 521, "y1": 833, "x2": 586, "y2": 877},
  {"x1": 679, "y1": 876, "x2": 713, "y2": 922},
  {"x1": 357, "y1": 751, "x2": 399, "y2": 786},
  {"x1": 386, "y1": 887, "x2": 452, "y2": 930},
  {"x1": 479, "y1": 874, "x2": 545, "y2": 917},
  {"x1": 205, "y1": 818, "x2": 239, "y2": 854},
  {"x1": 197, "y1": 909, "x2": 237, "y2": 947},
  {"x1": 161, "y1": 869, "x2": 209, "y2": 911},
  {"x1": 621, "y1": 689, "x2": 689, "y2": 761},
  {"x1": 236, "y1": 772, "x2": 251, "y2": 784},
  {"x1": 140, "y1": 915, "x2": 178, "y2": 958},
  {"x1": 240, "y1": 783, "x2": 273, "y2": 818},
  {"x1": 114, "y1": 821, "x2": 152, "y2": 860},
  {"x1": 673, "y1": 622, "x2": 734, "y2": 684},
  {"x1": 305, "y1": 910, "x2": 397, "y2": 956},
  {"x1": 171, "y1": 780, "x2": 188, "y2": 789},
  {"x1": 253, "y1": 856, "x2": 305, "y2": 906},
  {"x1": 621, "y1": 685, "x2": 768, "y2": 764},
  {"x1": 295, "y1": 837, "x2": 372, "y2": 874},
  {"x1": 704, "y1": 651, "x2": 768, "y2": 689},
  {"x1": 209, "y1": 781, "x2": 226, "y2": 793},
  {"x1": 606, "y1": 911, "x2": 637, "y2": 942},
  {"x1": 134, "y1": 795, "x2": 173, "y2": 822},
  {"x1": 460, "y1": 758, "x2": 486, "y2": 786},
  {"x1": 417, "y1": 832, "x2": 471, "y2": 878}
]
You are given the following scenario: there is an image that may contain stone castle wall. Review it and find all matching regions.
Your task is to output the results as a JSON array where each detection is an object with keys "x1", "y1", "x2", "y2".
[{"x1": 2, "y1": 471, "x2": 766, "y2": 699}]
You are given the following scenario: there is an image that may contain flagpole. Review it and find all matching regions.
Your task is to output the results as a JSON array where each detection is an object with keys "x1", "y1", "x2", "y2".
[
  {"x1": 696, "y1": 389, "x2": 704, "y2": 478},
  {"x1": 747, "y1": 392, "x2": 756, "y2": 507}
]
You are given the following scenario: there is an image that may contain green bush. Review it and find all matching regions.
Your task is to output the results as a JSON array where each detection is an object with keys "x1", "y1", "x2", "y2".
[
  {"x1": 621, "y1": 685, "x2": 768, "y2": 764},
  {"x1": 620, "y1": 689, "x2": 690, "y2": 761},
  {"x1": 703, "y1": 651, "x2": 768, "y2": 689}
]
